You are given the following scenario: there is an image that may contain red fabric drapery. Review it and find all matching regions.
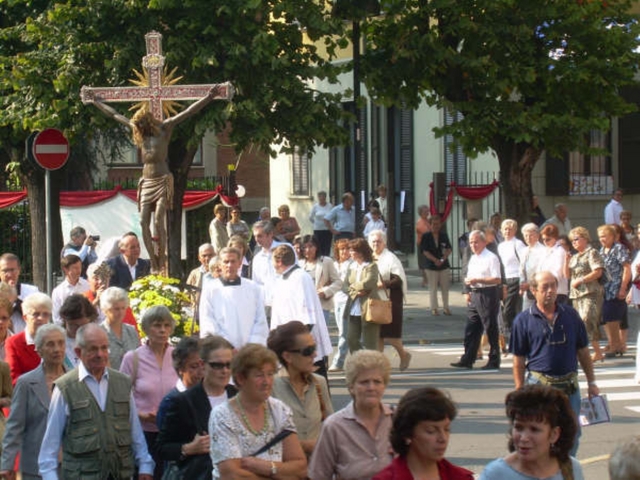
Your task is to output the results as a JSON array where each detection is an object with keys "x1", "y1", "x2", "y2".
[
  {"x1": 0, "y1": 190, "x2": 27, "y2": 209},
  {"x1": 429, "y1": 180, "x2": 500, "y2": 222},
  {"x1": 0, "y1": 186, "x2": 238, "y2": 210}
]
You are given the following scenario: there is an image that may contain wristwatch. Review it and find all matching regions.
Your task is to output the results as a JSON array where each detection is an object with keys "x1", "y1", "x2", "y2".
[{"x1": 270, "y1": 461, "x2": 278, "y2": 477}]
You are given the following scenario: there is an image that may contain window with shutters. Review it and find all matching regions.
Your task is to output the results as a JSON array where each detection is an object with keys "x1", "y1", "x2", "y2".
[
  {"x1": 567, "y1": 128, "x2": 612, "y2": 195},
  {"x1": 546, "y1": 128, "x2": 613, "y2": 196},
  {"x1": 290, "y1": 148, "x2": 310, "y2": 197},
  {"x1": 443, "y1": 108, "x2": 467, "y2": 184}
]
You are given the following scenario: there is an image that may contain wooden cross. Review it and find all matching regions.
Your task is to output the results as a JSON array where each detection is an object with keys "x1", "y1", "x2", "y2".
[{"x1": 80, "y1": 31, "x2": 233, "y2": 120}]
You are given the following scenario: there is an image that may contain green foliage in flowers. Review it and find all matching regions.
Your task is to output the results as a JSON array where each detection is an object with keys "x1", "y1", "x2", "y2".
[{"x1": 128, "y1": 275, "x2": 198, "y2": 339}]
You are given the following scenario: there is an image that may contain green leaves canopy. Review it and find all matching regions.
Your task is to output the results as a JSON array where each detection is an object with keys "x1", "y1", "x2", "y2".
[
  {"x1": 0, "y1": 0, "x2": 349, "y2": 155},
  {"x1": 361, "y1": 0, "x2": 640, "y2": 159}
]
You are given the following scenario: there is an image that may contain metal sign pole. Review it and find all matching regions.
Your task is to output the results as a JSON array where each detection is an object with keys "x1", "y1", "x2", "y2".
[{"x1": 45, "y1": 169, "x2": 52, "y2": 295}]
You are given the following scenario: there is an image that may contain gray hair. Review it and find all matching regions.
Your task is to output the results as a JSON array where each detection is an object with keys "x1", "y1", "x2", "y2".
[
  {"x1": 345, "y1": 350, "x2": 391, "y2": 390},
  {"x1": 100, "y1": 286, "x2": 130, "y2": 311},
  {"x1": 469, "y1": 230, "x2": 486, "y2": 242},
  {"x1": 34, "y1": 324, "x2": 65, "y2": 352},
  {"x1": 23, "y1": 292, "x2": 53, "y2": 315},
  {"x1": 609, "y1": 436, "x2": 640, "y2": 480},
  {"x1": 367, "y1": 229, "x2": 387, "y2": 246},
  {"x1": 198, "y1": 243, "x2": 214, "y2": 255},
  {"x1": 521, "y1": 223, "x2": 539, "y2": 235},
  {"x1": 253, "y1": 219, "x2": 274, "y2": 234},
  {"x1": 140, "y1": 305, "x2": 176, "y2": 335},
  {"x1": 554, "y1": 203, "x2": 566, "y2": 212},
  {"x1": 76, "y1": 323, "x2": 107, "y2": 350}
]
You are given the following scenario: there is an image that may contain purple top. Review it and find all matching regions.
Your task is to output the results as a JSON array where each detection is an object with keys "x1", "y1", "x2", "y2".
[{"x1": 120, "y1": 343, "x2": 178, "y2": 432}]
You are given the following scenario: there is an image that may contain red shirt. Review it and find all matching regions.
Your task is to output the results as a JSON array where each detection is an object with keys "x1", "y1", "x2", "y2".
[
  {"x1": 373, "y1": 456, "x2": 475, "y2": 480},
  {"x1": 5, "y1": 332, "x2": 40, "y2": 385}
]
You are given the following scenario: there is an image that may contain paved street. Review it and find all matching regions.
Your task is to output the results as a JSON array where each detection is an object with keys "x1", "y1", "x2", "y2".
[{"x1": 325, "y1": 271, "x2": 640, "y2": 480}]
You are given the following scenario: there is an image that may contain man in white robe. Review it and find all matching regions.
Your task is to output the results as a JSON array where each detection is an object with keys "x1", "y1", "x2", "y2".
[
  {"x1": 199, "y1": 247, "x2": 268, "y2": 349},
  {"x1": 270, "y1": 244, "x2": 332, "y2": 378}
]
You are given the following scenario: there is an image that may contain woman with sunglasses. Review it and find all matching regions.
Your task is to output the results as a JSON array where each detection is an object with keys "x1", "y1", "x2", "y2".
[
  {"x1": 156, "y1": 335, "x2": 236, "y2": 480},
  {"x1": 268, "y1": 321, "x2": 333, "y2": 456},
  {"x1": 564, "y1": 227, "x2": 605, "y2": 362}
]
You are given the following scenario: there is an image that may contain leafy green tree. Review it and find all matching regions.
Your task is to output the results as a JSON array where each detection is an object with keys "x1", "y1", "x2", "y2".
[
  {"x1": 361, "y1": 0, "x2": 640, "y2": 224},
  {"x1": 0, "y1": 0, "x2": 349, "y2": 282}
]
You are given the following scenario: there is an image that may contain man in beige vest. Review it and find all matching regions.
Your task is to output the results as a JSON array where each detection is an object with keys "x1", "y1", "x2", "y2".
[{"x1": 38, "y1": 323, "x2": 153, "y2": 479}]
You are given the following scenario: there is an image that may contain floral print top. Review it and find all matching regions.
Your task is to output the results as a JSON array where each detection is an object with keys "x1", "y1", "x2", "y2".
[{"x1": 600, "y1": 242, "x2": 631, "y2": 301}]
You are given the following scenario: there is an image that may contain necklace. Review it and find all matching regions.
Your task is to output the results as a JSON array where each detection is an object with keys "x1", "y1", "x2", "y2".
[{"x1": 236, "y1": 394, "x2": 269, "y2": 436}]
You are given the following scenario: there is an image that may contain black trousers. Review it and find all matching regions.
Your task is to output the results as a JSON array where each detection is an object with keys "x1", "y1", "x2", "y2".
[
  {"x1": 461, "y1": 288, "x2": 500, "y2": 366},
  {"x1": 314, "y1": 230, "x2": 333, "y2": 257},
  {"x1": 501, "y1": 278, "x2": 522, "y2": 340}
]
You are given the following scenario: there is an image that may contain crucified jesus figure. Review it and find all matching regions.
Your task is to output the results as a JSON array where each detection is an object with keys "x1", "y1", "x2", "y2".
[{"x1": 82, "y1": 86, "x2": 221, "y2": 273}]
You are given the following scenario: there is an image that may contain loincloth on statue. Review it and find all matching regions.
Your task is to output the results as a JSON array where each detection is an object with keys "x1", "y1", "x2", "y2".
[{"x1": 137, "y1": 174, "x2": 174, "y2": 212}]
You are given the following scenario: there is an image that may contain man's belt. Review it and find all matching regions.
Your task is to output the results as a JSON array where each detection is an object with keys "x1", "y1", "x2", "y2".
[
  {"x1": 470, "y1": 286, "x2": 498, "y2": 292},
  {"x1": 529, "y1": 370, "x2": 579, "y2": 395}
]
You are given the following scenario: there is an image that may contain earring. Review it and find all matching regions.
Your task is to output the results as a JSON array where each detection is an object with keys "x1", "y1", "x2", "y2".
[{"x1": 405, "y1": 439, "x2": 412, "y2": 445}]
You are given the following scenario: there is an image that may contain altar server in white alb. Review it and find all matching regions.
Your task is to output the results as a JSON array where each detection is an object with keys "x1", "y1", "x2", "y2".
[
  {"x1": 270, "y1": 244, "x2": 333, "y2": 378},
  {"x1": 199, "y1": 247, "x2": 269, "y2": 349}
]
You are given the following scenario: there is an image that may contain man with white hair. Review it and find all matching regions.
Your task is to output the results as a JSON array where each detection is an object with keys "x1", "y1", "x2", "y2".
[
  {"x1": 186, "y1": 243, "x2": 215, "y2": 290},
  {"x1": 451, "y1": 230, "x2": 502, "y2": 370},
  {"x1": 541, "y1": 203, "x2": 572, "y2": 236}
]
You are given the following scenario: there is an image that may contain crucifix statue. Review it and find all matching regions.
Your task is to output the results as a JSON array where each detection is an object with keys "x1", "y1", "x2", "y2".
[{"x1": 81, "y1": 31, "x2": 234, "y2": 274}]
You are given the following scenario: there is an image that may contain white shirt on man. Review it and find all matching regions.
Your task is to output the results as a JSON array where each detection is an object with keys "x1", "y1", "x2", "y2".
[
  {"x1": 604, "y1": 198, "x2": 623, "y2": 225},
  {"x1": 51, "y1": 277, "x2": 90, "y2": 325},
  {"x1": 466, "y1": 248, "x2": 501, "y2": 288},
  {"x1": 199, "y1": 277, "x2": 269, "y2": 349}
]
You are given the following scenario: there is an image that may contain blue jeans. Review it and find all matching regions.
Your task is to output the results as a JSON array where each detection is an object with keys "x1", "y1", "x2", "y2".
[
  {"x1": 331, "y1": 299, "x2": 349, "y2": 368},
  {"x1": 526, "y1": 372, "x2": 581, "y2": 456}
]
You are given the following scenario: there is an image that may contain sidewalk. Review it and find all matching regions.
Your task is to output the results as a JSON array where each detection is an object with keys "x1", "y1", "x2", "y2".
[
  {"x1": 327, "y1": 269, "x2": 640, "y2": 346},
  {"x1": 326, "y1": 269, "x2": 469, "y2": 346},
  {"x1": 401, "y1": 269, "x2": 468, "y2": 345}
]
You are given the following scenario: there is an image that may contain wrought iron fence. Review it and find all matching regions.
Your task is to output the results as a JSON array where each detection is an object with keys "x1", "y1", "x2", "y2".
[{"x1": 442, "y1": 171, "x2": 502, "y2": 282}]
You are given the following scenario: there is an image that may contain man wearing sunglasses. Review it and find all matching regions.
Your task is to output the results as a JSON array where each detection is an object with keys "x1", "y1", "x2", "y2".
[
  {"x1": 199, "y1": 247, "x2": 269, "y2": 349},
  {"x1": 510, "y1": 270, "x2": 600, "y2": 455}
]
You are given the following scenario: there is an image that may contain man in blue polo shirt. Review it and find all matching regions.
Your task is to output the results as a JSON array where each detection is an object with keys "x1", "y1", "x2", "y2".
[
  {"x1": 511, "y1": 270, "x2": 600, "y2": 454},
  {"x1": 324, "y1": 192, "x2": 356, "y2": 240}
]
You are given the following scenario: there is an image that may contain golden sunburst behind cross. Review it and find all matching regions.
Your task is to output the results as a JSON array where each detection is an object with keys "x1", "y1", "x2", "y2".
[{"x1": 128, "y1": 65, "x2": 185, "y2": 118}]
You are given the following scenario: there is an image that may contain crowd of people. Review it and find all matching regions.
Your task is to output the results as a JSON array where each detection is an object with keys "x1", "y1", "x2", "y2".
[{"x1": 0, "y1": 188, "x2": 636, "y2": 479}]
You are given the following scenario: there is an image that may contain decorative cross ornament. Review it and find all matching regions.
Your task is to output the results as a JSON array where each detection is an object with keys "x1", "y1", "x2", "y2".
[{"x1": 81, "y1": 31, "x2": 234, "y2": 120}]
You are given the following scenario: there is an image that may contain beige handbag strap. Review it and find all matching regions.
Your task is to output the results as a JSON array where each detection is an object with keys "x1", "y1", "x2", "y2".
[{"x1": 378, "y1": 272, "x2": 390, "y2": 300}]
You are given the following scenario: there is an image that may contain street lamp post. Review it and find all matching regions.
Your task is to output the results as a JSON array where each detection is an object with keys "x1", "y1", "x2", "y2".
[{"x1": 333, "y1": 0, "x2": 380, "y2": 228}]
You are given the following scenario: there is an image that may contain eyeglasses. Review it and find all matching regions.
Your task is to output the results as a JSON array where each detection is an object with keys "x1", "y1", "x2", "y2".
[
  {"x1": 208, "y1": 361, "x2": 232, "y2": 370},
  {"x1": 287, "y1": 345, "x2": 316, "y2": 357},
  {"x1": 546, "y1": 324, "x2": 566, "y2": 346}
]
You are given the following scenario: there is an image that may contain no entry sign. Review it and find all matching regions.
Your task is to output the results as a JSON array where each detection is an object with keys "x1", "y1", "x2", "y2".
[{"x1": 32, "y1": 128, "x2": 69, "y2": 170}]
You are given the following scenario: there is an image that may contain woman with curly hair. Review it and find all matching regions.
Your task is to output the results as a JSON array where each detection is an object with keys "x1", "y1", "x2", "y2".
[
  {"x1": 373, "y1": 387, "x2": 473, "y2": 480},
  {"x1": 480, "y1": 384, "x2": 584, "y2": 480}
]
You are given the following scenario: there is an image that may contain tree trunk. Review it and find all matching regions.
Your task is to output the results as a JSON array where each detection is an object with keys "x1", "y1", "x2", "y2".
[
  {"x1": 21, "y1": 166, "x2": 64, "y2": 293},
  {"x1": 167, "y1": 139, "x2": 197, "y2": 279},
  {"x1": 493, "y1": 138, "x2": 542, "y2": 228}
]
